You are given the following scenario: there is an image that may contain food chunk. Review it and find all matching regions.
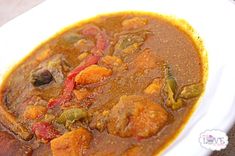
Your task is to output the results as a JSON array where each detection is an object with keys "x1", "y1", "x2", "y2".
[
  {"x1": 82, "y1": 25, "x2": 100, "y2": 36},
  {"x1": 0, "y1": 105, "x2": 33, "y2": 141},
  {"x1": 144, "y1": 78, "x2": 163, "y2": 95},
  {"x1": 74, "y1": 39, "x2": 95, "y2": 52},
  {"x1": 164, "y1": 73, "x2": 177, "y2": 108},
  {"x1": 43, "y1": 114, "x2": 56, "y2": 123},
  {"x1": 107, "y1": 95, "x2": 168, "y2": 138},
  {"x1": 122, "y1": 17, "x2": 147, "y2": 30},
  {"x1": 32, "y1": 122, "x2": 59, "y2": 142},
  {"x1": 56, "y1": 108, "x2": 88, "y2": 126},
  {"x1": 164, "y1": 66, "x2": 184, "y2": 110},
  {"x1": 89, "y1": 110, "x2": 110, "y2": 132},
  {"x1": 101, "y1": 55, "x2": 128, "y2": 72},
  {"x1": 75, "y1": 65, "x2": 112, "y2": 85},
  {"x1": 32, "y1": 54, "x2": 68, "y2": 87},
  {"x1": 179, "y1": 83, "x2": 203, "y2": 99},
  {"x1": 36, "y1": 48, "x2": 51, "y2": 62},
  {"x1": 115, "y1": 35, "x2": 144, "y2": 52},
  {"x1": 23, "y1": 105, "x2": 47, "y2": 120},
  {"x1": 114, "y1": 32, "x2": 147, "y2": 56},
  {"x1": 101, "y1": 55, "x2": 123, "y2": 67},
  {"x1": 78, "y1": 52, "x2": 89, "y2": 61},
  {"x1": 51, "y1": 128, "x2": 92, "y2": 156},
  {"x1": 31, "y1": 69, "x2": 53, "y2": 86},
  {"x1": 171, "y1": 98, "x2": 184, "y2": 110},
  {"x1": 62, "y1": 33, "x2": 83, "y2": 43},
  {"x1": 48, "y1": 55, "x2": 101, "y2": 109},
  {"x1": 73, "y1": 89, "x2": 90, "y2": 101},
  {"x1": 16, "y1": 96, "x2": 47, "y2": 114},
  {"x1": 131, "y1": 49, "x2": 161, "y2": 71}
]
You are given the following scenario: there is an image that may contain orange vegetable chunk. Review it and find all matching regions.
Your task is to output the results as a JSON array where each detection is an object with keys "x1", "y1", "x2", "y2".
[
  {"x1": 51, "y1": 128, "x2": 92, "y2": 156},
  {"x1": 75, "y1": 65, "x2": 112, "y2": 85}
]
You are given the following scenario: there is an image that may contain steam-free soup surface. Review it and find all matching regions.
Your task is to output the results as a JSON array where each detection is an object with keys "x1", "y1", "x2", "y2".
[{"x1": 0, "y1": 12, "x2": 205, "y2": 156}]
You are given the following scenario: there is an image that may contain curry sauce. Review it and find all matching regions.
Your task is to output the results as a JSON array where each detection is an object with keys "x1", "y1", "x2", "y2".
[{"x1": 0, "y1": 12, "x2": 207, "y2": 156}]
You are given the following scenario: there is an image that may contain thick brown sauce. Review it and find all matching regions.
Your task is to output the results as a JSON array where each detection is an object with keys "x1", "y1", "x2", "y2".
[{"x1": 0, "y1": 12, "x2": 207, "y2": 156}]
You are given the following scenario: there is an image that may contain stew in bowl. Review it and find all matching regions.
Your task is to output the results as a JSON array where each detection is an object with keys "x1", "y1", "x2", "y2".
[{"x1": 0, "y1": 12, "x2": 207, "y2": 156}]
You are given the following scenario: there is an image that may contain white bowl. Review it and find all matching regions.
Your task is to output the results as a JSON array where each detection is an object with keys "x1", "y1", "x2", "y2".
[{"x1": 0, "y1": 0, "x2": 235, "y2": 155}]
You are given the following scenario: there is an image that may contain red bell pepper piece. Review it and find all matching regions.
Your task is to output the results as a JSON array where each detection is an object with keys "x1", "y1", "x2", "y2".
[
  {"x1": 48, "y1": 55, "x2": 100, "y2": 108},
  {"x1": 48, "y1": 77, "x2": 74, "y2": 108},
  {"x1": 96, "y1": 31, "x2": 108, "y2": 52},
  {"x1": 32, "y1": 122, "x2": 59, "y2": 142},
  {"x1": 82, "y1": 25, "x2": 108, "y2": 55},
  {"x1": 48, "y1": 25, "x2": 108, "y2": 109},
  {"x1": 82, "y1": 25, "x2": 100, "y2": 36},
  {"x1": 67, "y1": 55, "x2": 100, "y2": 79}
]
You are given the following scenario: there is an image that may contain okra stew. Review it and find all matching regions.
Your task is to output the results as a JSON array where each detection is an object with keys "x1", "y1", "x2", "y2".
[{"x1": 0, "y1": 12, "x2": 207, "y2": 156}]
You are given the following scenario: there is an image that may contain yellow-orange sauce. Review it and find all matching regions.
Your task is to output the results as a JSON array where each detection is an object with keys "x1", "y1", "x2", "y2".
[{"x1": 0, "y1": 12, "x2": 207, "y2": 156}]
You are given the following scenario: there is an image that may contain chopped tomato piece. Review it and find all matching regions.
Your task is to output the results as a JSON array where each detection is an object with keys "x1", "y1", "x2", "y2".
[
  {"x1": 50, "y1": 128, "x2": 92, "y2": 156},
  {"x1": 32, "y1": 122, "x2": 59, "y2": 142}
]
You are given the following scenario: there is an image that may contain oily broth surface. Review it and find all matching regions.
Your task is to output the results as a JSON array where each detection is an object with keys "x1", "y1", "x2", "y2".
[{"x1": 0, "y1": 12, "x2": 207, "y2": 156}]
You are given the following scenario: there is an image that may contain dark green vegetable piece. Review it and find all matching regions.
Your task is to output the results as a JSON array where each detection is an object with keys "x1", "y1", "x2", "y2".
[
  {"x1": 164, "y1": 65, "x2": 177, "y2": 106},
  {"x1": 114, "y1": 31, "x2": 150, "y2": 54},
  {"x1": 165, "y1": 80, "x2": 184, "y2": 110},
  {"x1": 115, "y1": 35, "x2": 144, "y2": 51},
  {"x1": 164, "y1": 65, "x2": 184, "y2": 110},
  {"x1": 165, "y1": 65, "x2": 177, "y2": 93},
  {"x1": 166, "y1": 75, "x2": 177, "y2": 95},
  {"x1": 56, "y1": 108, "x2": 88, "y2": 125},
  {"x1": 179, "y1": 83, "x2": 203, "y2": 99},
  {"x1": 165, "y1": 80, "x2": 175, "y2": 107},
  {"x1": 31, "y1": 69, "x2": 53, "y2": 86}
]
